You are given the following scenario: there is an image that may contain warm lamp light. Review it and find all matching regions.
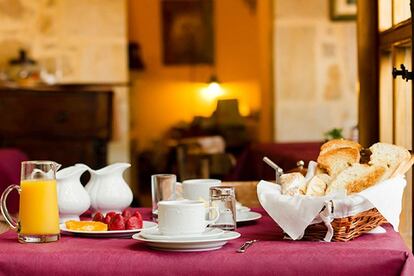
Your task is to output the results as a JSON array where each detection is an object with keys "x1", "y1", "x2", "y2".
[
  {"x1": 207, "y1": 74, "x2": 222, "y2": 93},
  {"x1": 200, "y1": 74, "x2": 224, "y2": 101}
]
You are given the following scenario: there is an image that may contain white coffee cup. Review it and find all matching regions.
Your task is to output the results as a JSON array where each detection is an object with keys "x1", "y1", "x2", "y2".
[
  {"x1": 179, "y1": 179, "x2": 221, "y2": 201},
  {"x1": 158, "y1": 200, "x2": 219, "y2": 236}
]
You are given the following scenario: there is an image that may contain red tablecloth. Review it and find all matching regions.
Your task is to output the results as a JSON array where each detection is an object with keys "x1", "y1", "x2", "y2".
[{"x1": 0, "y1": 208, "x2": 413, "y2": 276}]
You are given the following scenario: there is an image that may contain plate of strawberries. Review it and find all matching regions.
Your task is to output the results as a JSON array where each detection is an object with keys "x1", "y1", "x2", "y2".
[{"x1": 60, "y1": 210, "x2": 157, "y2": 238}]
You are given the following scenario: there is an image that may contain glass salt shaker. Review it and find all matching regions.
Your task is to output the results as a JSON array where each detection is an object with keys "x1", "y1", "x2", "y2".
[{"x1": 209, "y1": 186, "x2": 237, "y2": 230}]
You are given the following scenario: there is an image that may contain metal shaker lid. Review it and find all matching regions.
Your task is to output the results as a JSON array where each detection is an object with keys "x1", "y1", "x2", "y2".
[{"x1": 209, "y1": 186, "x2": 235, "y2": 197}]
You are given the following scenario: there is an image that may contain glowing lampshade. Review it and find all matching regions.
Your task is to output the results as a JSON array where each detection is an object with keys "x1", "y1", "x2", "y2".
[{"x1": 200, "y1": 74, "x2": 224, "y2": 101}]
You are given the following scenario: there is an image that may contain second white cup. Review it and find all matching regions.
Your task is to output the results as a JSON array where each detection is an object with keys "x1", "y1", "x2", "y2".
[
  {"x1": 180, "y1": 179, "x2": 221, "y2": 201},
  {"x1": 158, "y1": 200, "x2": 219, "y2": 236}
]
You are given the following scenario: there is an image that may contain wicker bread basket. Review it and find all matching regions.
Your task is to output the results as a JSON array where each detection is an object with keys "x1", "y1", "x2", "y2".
[
  {"x1": 301, "y1": 208, "x2": 387, "y2": 241},
  {"x1": 258, "y1": 177, "x2": 405, "y2": 242}
]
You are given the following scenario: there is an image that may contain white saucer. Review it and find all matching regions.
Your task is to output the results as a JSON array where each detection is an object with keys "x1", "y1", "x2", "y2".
[
  {"x1": 237, "y1": 211, "x2": 262, "y2": 223},
  {"x1": 133, "y1": 231, "x2": 241, "y2": 252},
  {"x1": 140, "y1": 227, "x2": 224, "y2": 241},
  {"x1": 60, "y1": 221, "x2": 158, "y2": 238},
  {"x1": 237, "y1": 206, "x2": 251, "y2": 213}
]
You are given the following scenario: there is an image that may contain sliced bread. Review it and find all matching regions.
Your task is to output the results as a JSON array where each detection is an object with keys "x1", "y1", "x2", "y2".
[
  {"x1": 320, "y1": 139, "x2": 362, "y2": 155},
  {"x1": 326, "y1": 163, "x2": 386, "y2": 195},
  {"x1": 317, "y1": 147, "x2": 361, "y2": 176},
  {"x1": 369, "y1": 142, "x2": 411, "y2": 179}
]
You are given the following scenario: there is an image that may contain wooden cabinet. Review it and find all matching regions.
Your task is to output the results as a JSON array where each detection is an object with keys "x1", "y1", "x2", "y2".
[{"x1": 0, "y1": 86, "x2": 113, "y2": 168}]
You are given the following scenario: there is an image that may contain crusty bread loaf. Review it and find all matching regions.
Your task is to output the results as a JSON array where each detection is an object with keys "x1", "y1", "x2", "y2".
[
  {"x1": 280, "y1": 172, "x2": 307, "y2": 196},
  {"x1": 317, "y1": 147, "x2": 360, "y2": 176},
  {"x1": 369, "y1": 142, "x2": 411, "y2": 179},
  {"x1": 280, "y1": 140, "x2": 409, "y2": 197},
  {"x1": 305, "y1": 175, "x2": 327, "y2": 196},
  {"x1": 320, "y1": 139, "x2": 362, "y2": 155},
  {"x1": 326, "y1": 163, "x2": 386, "y2": 195}
]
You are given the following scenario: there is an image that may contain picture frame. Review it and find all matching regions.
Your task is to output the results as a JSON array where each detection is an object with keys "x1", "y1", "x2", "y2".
[
  {"x1": 161, "y1": 0, "x2": 214, "y2": 65},
  {"x1": 329, "y1": 0, "x2": 357, "y2": 21}
]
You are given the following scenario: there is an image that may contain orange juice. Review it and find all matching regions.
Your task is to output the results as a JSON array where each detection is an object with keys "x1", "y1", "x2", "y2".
[{"x1": 19, "y1": 179, "x2": 60, "y2": 235}]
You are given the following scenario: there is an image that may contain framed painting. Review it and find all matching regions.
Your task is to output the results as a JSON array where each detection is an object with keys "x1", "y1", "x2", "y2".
[
  {"x1": 329, "y1": 0, "x2": 357, "y2": 21},
  {"x1": 161, "y1": 0, "x2": 214, "y2": 65}
]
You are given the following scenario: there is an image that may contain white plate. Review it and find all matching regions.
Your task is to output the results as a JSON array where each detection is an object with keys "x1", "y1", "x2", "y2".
[
  {"x1": 133, "y1": 231, "x2": 241, "y2": 252},
  {"x1": 237, "y1": 206, "x2": 251, "y2": 213},
  {"x1": 140, "y1": 227, "x2": 224, "y2": 241},
  {"x1": 237, "y1": 211, "x2": 262, "y2": 223},
  {"x1": 60, "y1": 221, "x2": 158, "y2": 238}
]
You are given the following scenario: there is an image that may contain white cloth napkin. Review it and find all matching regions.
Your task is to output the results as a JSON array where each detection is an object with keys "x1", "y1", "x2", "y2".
[{"x1": 257, "y1": 175, "x2": 406, "y2": 241}]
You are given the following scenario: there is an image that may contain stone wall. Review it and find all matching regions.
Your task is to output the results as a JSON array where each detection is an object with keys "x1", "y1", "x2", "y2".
[
  {"x1": 0, "y1": 0, "x2": 127, "y2": 83},
  {"x1": 274, "y1": 0, "x2": 357, "y2": 141}
]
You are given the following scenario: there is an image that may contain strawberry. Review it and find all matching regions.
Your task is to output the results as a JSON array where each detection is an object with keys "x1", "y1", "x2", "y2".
[
  {"x1": 92, "y1": 212, "x2": 104, "y2": 222},
  {"x1": 125, "y1": 216, "x2": 142, "y2": 230},
  {"x1": 122, "y1": 209, "x2": 132, "y2": 220},
  {"x1": 104, "y1": 212, "x2": 116, "y2": 225},
  {"x1": 106, "y1": 211, "x2": 116, "y2": 218},
  {"x1": 132, "y1": 210, "x2": 143, "y2": 221},
  {"x1": 109, "y1": 214, "x2": 125, "y2": 230}
]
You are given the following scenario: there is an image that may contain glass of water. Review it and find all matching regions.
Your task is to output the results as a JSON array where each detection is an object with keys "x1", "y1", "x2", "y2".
[{"x1": 151, "y1": 174, "x2": 177, "y2": 221}]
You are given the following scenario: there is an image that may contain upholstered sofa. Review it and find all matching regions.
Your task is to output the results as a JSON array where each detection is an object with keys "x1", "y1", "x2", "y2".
[
  {"x1": 225, "y1": 142, "x2": 321, "y2": 181},
  {"x1": 0, "y1": 149, "x2": 28, "y2": 213}
]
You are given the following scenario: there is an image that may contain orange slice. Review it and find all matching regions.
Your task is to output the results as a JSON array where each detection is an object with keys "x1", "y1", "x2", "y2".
[{"x1": 65, "y1": 220, "x2": 108, "y2": 231}]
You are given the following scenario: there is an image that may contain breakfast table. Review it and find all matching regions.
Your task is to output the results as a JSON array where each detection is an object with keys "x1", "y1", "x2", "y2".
[{"x1": 0, "y1": 208, "x2": 413, "y2": 276}]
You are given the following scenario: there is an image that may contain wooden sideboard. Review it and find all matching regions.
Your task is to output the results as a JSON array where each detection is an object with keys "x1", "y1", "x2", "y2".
[{"x1": 0, "y1": 86, "x2": 113, "y2": 168}]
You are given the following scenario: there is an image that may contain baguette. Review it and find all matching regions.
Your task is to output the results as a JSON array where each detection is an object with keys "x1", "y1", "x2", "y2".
[{"x1": 326, "y1": 163, "x2": 386, "y2": 195}]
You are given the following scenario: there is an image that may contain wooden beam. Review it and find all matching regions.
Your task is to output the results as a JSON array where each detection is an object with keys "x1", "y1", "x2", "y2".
[
  {"x1": 257, "y1": 0, "x2": 275, "y2": 142},
  {"x1": 357, "y1": 0, "x2": 380, "y2": 147}
]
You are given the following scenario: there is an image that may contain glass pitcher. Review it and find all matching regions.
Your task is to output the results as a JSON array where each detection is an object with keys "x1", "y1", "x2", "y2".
[{"x1": 1, "y1": 161, "x2": 61, "y2": 243}]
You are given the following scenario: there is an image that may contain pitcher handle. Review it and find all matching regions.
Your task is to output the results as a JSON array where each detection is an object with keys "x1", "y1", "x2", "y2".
[
  {"x1": 0, "y1": 185, "x2": 20, "y2": 231},
  {"x1": 205, "y1": 206, "x2": 220, "y2": 227}
]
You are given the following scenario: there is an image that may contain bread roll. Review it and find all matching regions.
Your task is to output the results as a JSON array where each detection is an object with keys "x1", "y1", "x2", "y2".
[
  {"x1": 317, "y1": 147, "x2": 360, "y2": 176},
  {"x1": 369, "y1": 142, "x2": 411, "y2": 179},
  {"x1": 305, "y1": 175, "x2": 327, "y2": 196},
  {"x1": 316, "y1": 173, "x2": 332, "y2": 185},
  {"x1": 320, "y1": 139, "x2": 362, "y2": 155},
  {"x1": 326, "y1": 163, "x2": 385, "y2": 195},
  {"x1": 280, "y1": 173, "x2": 307, "y2": 196}
]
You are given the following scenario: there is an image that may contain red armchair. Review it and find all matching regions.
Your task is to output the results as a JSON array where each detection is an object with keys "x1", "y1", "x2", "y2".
[{"x1": 225, "y1": 142, "x2": 321, "y2": 181}]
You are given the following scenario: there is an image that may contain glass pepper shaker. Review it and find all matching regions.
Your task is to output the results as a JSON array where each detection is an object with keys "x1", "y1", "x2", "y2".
[{"x1": 209, "y1": 186, "x2": 237, "y2": 230}]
